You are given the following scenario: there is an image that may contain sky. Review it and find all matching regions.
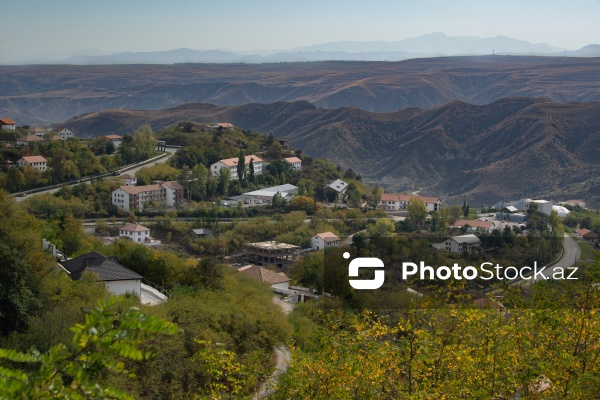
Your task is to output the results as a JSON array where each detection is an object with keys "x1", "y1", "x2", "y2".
[{"x1": 2, "y1": 0, "x2": 600, "y2": 61}]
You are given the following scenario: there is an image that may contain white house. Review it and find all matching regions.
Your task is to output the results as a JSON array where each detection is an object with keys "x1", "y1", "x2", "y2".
[
  {"x1": 379, "y1": 193, "x2": 442, "y2": 212},
  {"x1": 0, "y1": 118, "x2": 16, "y2": 132},
  {"x1": 104, "y1": 135, "x2": 123, "y2": 149},
  {"x1": 210, "y1": 155, "x2": 263, "y2": 180},
  {"x1": 55, "y1": 126, "x2": 76, "y2": 139},
  {"x1": 323, "y1": 179, "x2": 348, "y2": 200},
  {"x1": 452, "y1": 219, "x2": 496, "y2": 233},
  {"x1": 443, "y1": 234, "x2": 481, "y2": 253},
  {"x1": 17, "y1": 155, "x2": 47, "y2": 171},
  {"x1": 283, "y1": 156, "x2": 302, "y2": 170},
  {"x1": 238, "y1": 265, "x2": 291, "y2": 291},
  {"x1": 311, "y1": 232, "x2": 341, "y2": 250},
  {"x1": 59, "y1": 251, "x2": 143, "y2": 298},
  {"x1": 118, "y1": 173, "x2": 137, "y2": 186},
  {"x1": 112, "y1": 181, "x2": 184, "y2": 211},
  {"x1": 119, "y1": 223, "x2": 152, "y2": 243}
]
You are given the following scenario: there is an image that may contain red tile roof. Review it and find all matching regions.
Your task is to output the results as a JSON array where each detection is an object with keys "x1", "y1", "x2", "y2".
[
  {"x1": 453, "y1": 219, "x2": 494, "y2": 229},
  {"x1": 238, "y1": 265, "x2": 290, "y2": 285},
  {"x1": 315, "y1": 232, "x2": 340, "y2": 242},
  {"x1": 21, "y1": 156, "x2": 47, "y2": 163},
  {"x1": 120, "y1": 223, "x2": 150, "y2": 232},
  {"x1": 0, "y1": 118, "x2": 16, "y2": 125},
  {"x1": 219, "y1": 155, "x2": 263, "y2": 167},
  {"x1": 104, "y1": 135, "x2": 123, "y2": 140},
  {"x1": 284, "y1": 157, "x2": 302, "y2": 163}
]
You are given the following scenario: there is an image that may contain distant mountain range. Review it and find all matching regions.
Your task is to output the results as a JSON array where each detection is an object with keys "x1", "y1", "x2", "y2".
[
  {"x1": 62, "y1": 98, "x2": 600, "y2": 207},
  {"x1": 3, "y1": 56, "x2": 600, "y2": 126},
  {"x1": 5, "y1": 33, "x2": 599, "y2": 65}
]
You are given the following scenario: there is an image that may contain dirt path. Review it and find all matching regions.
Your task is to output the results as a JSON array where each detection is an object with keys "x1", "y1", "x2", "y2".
[{"x1": 252, "y1": 295, "x2": 294, "y2": 399}]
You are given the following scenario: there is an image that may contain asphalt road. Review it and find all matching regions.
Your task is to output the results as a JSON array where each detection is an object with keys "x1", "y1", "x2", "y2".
[
  {"x1": 15, "y1": 148, "x2": 177, "y2": 203},
  {"x1": 533, "y1": 233, "x2": 581, "y2": 282}
]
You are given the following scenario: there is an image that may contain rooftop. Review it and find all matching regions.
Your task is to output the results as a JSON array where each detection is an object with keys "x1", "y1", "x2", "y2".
[
  {"x1": 218, "y1": 155, "x2": 263, "y2": 167},
  {"x1": 315, "y1": 231, "x2": 340, "y2": 242},
  {"x1": 60, "y1": 251, "x2": 143, "y2": 281},
  {"x1": 380, "y1": 193, "x2": 441, "y2": 204},
  {"x1": 238, "y1": 265, "x2": 290, "y2": 285},
  {"x1": 324, "y1": 179, "x2": 348, "y2": 193},
  {"x1": 120, "y1": 223, "x2": 150, "y2": 232},
  {"x1": 451, "y1": 234, "x2": 481, "y2": 244},
  {"x1": 245, "y1": 241, "x2": 301, "y2": 251},
  {"x1": 21, "y1": 155, "x2": 47, "y2": 163},
  {"x1": 0, "y1": 118, "x2": 16, "y2": 125},
  {"x1": 283, "y1": 157, "x2": 302, "y2": 163},
  {"x1": 453, "y1": 219, "x2": 494, "y2": 229}
]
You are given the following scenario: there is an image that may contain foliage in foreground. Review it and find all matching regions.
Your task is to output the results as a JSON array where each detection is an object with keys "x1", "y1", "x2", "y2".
[{"x1": 0, "y1": 296, "x2": 178, "y2": 399}]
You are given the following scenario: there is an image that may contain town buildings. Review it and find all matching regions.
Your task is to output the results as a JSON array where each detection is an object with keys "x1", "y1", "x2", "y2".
[{"x1": 112, "y1": 181, "x2": 184, "y2": 211}]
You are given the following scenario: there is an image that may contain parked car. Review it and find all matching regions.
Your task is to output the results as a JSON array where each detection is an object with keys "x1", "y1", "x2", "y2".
[{"x1": 18, "y1": 192, "x2": 27, "y2": 197}]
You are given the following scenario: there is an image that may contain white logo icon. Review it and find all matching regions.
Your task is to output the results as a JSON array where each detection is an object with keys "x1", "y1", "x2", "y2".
[{"x1": 345, "y1": 252, "x2": 385, "y2": 290}]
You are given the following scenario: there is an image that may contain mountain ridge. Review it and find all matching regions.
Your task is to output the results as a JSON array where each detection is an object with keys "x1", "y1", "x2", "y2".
[
  {"x1": 62, "y1": 98, "x2": 600, "y2": 207},
  {"x1": 4, "y1": 56, "x2": 600, "y2": 126}
]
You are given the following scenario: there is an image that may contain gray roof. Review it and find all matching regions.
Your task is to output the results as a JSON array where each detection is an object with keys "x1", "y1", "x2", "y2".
[
  {"x1": 244, "y1": 184, "x2": 297, "y2": 196},
  {"x1": 192, "y1": 229, "x2": 212, "y2": 235},
  {"x1": 324, "y1": 179, "x2": 348, "y2": 193},
  {"x1": 452, "y1": 234, "x2": 481, "y2": 244},
  {"x1": 60, "y1": 251, "x2": 143, "y2": 282}
]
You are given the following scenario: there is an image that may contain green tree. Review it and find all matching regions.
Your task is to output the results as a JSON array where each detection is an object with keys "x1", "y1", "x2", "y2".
[
  {"x1": 0, "y1": 243, "x2": 40, "y2": 336},
  {"x1": 217, "y1": 167, "x2": 230, "y2": 197},
  {"x1": 368, "y1": 186, "x2": 383, "y2": 210},
  {"x1": 462, "y1": 197, "x2": 470, "y2": 218},
  {"x1": 407, "y1": 197, "x2": 427, "y2": 229},
  {"x1": 59, "y1": 212, "x2": 85, "y2": 256},
  {"x1": 0, "y1": 296, "x2": 178, "y2": 399},
  {"x1": 366, "y1": 218, "x2": 395, "y2": 237},
  {"x1": 236, "y1": 150, "x2": 246, "y2": 183},
  {"x1": 133, "y1": 124, "x2": 156, "y2": 161},
  {"x1": 6, "y1": 167, "x2": 25, "y2": 192},
  {"x1": 190, "y1": 163, "x2": 208, "y2": 200}
]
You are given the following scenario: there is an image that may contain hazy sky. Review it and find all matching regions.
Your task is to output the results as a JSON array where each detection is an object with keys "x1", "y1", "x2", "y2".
[{"x1": 3, "y1": 0, "x2": 600, "y2": 60}]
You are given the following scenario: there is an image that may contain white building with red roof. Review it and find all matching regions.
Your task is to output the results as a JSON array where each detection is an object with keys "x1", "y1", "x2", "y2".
[
  {"x1": 379, "y1": 193, "x2": 442, "y2": 212},
  {"x1": 119, "y1": 223, "x2": 153, "y2": 243},
  {"x1": 210, "y1": 155, "x2": 263, "y2": 179},
  {"x1": 0, "y1": 118, "x2": 16, "y2": 132},
  {"x1": 17, "y1": 155, "x2": 47, "y2": 171},
  {"x1": 54, "y1": 126, "x2": 76, "y2": 139},
  {"x1": 311, "y1": 231, "x2": 341, "y2": 250},
  {"x1": 112, "y1": 180, "x2": 184, "y2": 211},
  {"x1": 283, "y1": 156, "x2": 302, "y2": 170}
]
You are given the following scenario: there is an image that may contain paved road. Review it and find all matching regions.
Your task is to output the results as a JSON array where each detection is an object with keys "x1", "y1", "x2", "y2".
[
  {"x1": 15, "y1": 148, "x2": 177, "y2": 203},
  {"x1": 504, "y1": 233, "x2": 580, "y2": 288},
  {"x1": 528, "y1": 233, "x2": 580, "y2": 283}
]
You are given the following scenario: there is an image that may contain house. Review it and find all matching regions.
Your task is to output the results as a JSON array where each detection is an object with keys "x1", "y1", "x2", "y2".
[
  {"x1": 379, "y1": 193, "x2": 442, "y2": 212},
  {"x1": 104, "y1": 135, "x2": 123, "y2": 149},
  {"x1": 190, "y1": 229, "x2": 213, "y2": 237},
  {"x1": 443, "y1": 234, "x2": 481, "y2": 253},
  {"x1": 452, "y1": 219, "x2": 496, "y2": 233},
  {"x1": 323, "y1": 179, "x2": 348, "y2": 200},
  {"x1": 118, "y1": 173, "x2": 137, "y2": 186},
  {"x1": 15, "y1": 135, "x2": 46, "y2": 146},
  {"x1": 243, "y1": 241, "x2": 301, "y2": 268},
  {"x1": 28, "y1": 127, "x2": 50, "y2": 137},
  {"x1": 0, "y1": 118, "x2": 16, "y2": 132},
  {"x1": 311, "y1": 232, "x2": 341, "y2": 250},
  {"x1": 54, "y1": 126, "x2": 76, "y2": 139},
  {"x1": 283, "y1": 156, "x2": 302, "y2": 170},
  {"x1": 59, "y1": 251, "x2": 143, "y2": 297},
  {"x1": 119, "y1": 223, "x2": 153, "y2": 243},
  {"x1": 238, "y1": 265, "x2": 291, "y2": 290},
  {"x1": 112, "y1": 181, "x2": 184, "y2": 211},
  {"x1": 17, "y1": 155, "x2": 47, "y2": 171},
  {"x1": 576, "y1": 228, "x2": 598, "y2": 242},
  {"x1": 210, "y1": 155, "x2": 263, "y2": 179},
  {"x1": 212, "y1": 122, "x2": 235, "y2": 129}
]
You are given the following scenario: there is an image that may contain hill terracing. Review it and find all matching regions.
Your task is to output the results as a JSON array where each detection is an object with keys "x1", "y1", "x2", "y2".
[
  {"x1": 64, "y1": 97, "x2": 600, "y2": 207},
  {"x1": 3, "y1": 56, "x2": 600, "y2": 126}
]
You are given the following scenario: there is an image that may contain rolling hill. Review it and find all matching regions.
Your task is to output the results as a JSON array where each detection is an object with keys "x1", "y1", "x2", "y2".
[
  {"x1": 63, "y1": 98, "x2": 600, "y2": 207},
  {"x1": 3, "y1": 56, "x2": 600, "y2": 126}
]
